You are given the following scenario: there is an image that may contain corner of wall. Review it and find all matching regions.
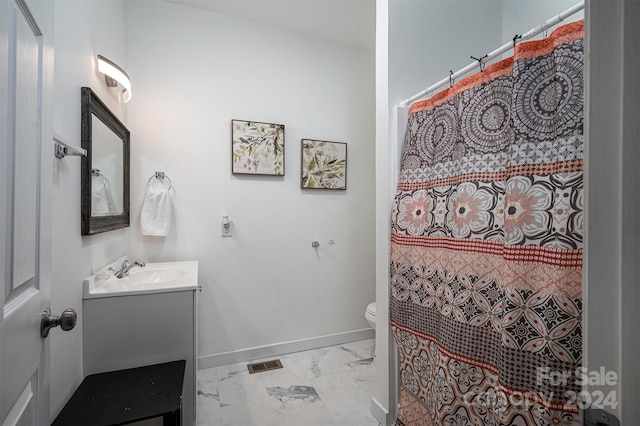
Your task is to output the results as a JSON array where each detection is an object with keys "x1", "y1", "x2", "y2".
[{"x1": 51, "y1": 0, "x2": 130, "y2": 419}]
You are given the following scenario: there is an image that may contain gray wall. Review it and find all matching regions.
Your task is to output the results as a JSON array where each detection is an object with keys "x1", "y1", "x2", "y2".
[{"x1": 586, "y1": 0, "x2": 639, "y2": 422}]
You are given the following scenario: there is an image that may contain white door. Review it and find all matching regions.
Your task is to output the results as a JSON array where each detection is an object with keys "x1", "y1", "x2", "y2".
[{"x1": 0, "y1": 0, "x2": 54, "y2": 424}]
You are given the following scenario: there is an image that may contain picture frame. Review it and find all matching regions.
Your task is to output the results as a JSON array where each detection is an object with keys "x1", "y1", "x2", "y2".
[
  {"x1": 300, "y1": 139, "x2": 347, "y2": 190},
  {"x1": 231, "y1": 119, "x2": 285, "y2": 176}
]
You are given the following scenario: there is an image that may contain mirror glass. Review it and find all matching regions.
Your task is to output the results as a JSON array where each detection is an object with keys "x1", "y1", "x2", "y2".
[
  {"x1": 81, "y1": 87, "x2": 130, "y2": 235},
  {"x1": 91, "y1": 115, "x2": 124, "y2": 216}
]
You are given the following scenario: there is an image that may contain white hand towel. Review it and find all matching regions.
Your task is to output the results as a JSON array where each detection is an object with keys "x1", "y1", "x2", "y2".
[
  {"x1": 91, "y1": 175, "x2": 117, "y2": 216},
  {"x1": 141, "y1": 180, "x2": 172, "y2": 236}
]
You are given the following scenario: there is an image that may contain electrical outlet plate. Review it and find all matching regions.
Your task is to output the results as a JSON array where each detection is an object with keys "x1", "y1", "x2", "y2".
[{"x1": 221, "y1": 216, "x2": 232, "y2": 237}]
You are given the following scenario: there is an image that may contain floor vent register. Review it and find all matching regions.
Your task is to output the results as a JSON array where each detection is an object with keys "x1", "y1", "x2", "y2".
[{"x1": 247, "y1": 359, "x2": 283, "y2": 374}]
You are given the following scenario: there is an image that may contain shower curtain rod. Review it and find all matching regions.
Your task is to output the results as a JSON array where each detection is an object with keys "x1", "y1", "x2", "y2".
[{"x1": 397, "y1": 1, "x2": 584, "y2": 108}]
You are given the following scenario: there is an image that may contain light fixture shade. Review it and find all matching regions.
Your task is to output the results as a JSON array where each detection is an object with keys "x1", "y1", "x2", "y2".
[{"x1": 97, "y1": 54, "x2": 132, "y2": 103}]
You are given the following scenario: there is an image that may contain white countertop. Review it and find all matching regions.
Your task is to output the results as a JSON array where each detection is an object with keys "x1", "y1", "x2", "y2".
[{"x1": 83, "y1": 258, "x2": 199, "y2": 299}]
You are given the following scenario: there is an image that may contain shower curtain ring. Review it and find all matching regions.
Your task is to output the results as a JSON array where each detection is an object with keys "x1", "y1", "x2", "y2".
[
  {"x1": 471, "y1": 55, "x2": 488, "y2": 72},
  {"x1": 512, "y1": 34, "x2": 522, "y2": 48}
]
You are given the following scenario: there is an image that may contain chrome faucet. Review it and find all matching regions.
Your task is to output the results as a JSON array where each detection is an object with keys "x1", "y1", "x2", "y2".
[{"x1": 115, "y1": 260, "x2": 146, "y2": 278}]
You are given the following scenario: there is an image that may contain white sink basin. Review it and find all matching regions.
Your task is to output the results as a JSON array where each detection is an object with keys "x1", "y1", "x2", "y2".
[
  {"x1": 128, "y1": 267, "x2": 187, "y2": 284},
  {"x1": 84, "y1": 258, "x2": 198, "y2": 298}
]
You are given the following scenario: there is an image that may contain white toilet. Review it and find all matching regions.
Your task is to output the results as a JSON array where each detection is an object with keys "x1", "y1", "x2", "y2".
[{"x1": 365, "y1": 302, "x2": 376, "y2": 330}]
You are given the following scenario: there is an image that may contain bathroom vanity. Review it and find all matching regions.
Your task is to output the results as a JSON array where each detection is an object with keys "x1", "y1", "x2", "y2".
[{"x1": 83, "y1": 259, "x2": 198, "y2": 426}]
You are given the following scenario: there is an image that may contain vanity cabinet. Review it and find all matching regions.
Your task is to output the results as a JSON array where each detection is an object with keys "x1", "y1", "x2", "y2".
[{"x1": 83, "y1": 286, "x2": 197, "y2": 426}]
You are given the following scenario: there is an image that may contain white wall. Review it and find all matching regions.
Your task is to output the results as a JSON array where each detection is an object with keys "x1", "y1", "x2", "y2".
[
  {"x1": 501, "y1": 0, "x2": 583, "y2": 44},
  {"x1": 388, "y1": 0, "x2": 582, "y2": 108},
  {"x1": 389, "y1": 0, "x2": 502, "y2": 107},
  {"x1": 51, "y1": 0, "x2": 128, "y2": 419},
  {"x1": 125, "y1": 0, "x2": 375, "y2": 365},
  {"x1": 373, "y1": 0, "x2": 391, "y2": 421}
]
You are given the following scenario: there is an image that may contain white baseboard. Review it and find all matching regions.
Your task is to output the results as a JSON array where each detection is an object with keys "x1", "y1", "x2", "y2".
[
  {"x1": 198, "y1": 328, "x2": 375, "y2": 370},
  {"x1": 370, "y1": 397, "x2": 390, "y2": 425}
]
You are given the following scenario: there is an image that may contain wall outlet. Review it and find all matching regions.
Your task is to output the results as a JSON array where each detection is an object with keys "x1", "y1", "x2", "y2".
[{"x1": 221, "y1": 216, "x2": 232, "y2": 237}]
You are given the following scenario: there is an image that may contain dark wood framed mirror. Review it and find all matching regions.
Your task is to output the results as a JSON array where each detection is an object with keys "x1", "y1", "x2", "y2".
[{"x1": 81, "y1": 87, "x2": 130, "y2": 235}]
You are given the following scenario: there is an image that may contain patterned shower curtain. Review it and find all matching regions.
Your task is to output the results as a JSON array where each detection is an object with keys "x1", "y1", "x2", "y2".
[{"x1": 390, "y1": 20, "x2": 584, "y2": 426}]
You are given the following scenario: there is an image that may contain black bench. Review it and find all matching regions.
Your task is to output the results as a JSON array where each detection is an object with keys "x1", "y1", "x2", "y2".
[{"x1": 52, "y1": 360, "x2": 185, "y2": 426}]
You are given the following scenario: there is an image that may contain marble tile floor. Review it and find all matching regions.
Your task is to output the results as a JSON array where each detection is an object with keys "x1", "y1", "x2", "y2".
[{"x1": 197, "y1": 338, "x2": 380, "y2": 426}]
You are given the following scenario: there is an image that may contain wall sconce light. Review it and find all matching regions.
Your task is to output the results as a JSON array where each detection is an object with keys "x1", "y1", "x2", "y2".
[{"x1": 97, "y1": 54, "x2": 132, "y2": 103}]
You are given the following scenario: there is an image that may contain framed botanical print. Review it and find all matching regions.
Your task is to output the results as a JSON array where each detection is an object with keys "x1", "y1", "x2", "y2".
[
  {"x1": 232, "y1": 119, "x2": 285, "y2": 176},
  {"x1": 300, "y1": 139, "x2": 347, "y2": 190}
]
